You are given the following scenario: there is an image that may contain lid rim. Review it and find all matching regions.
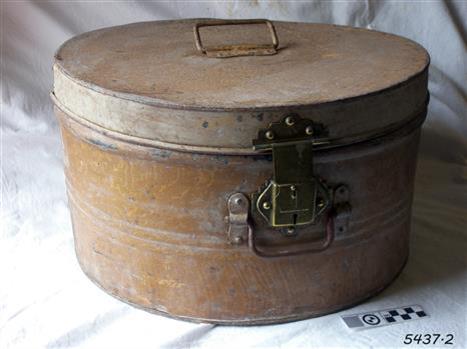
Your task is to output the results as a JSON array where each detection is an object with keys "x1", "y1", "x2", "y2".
[
  {"x1": 52, "y1": 89, "x2": 429, "y2": 155},
  {"x1": 54, "y1": 63, "x2": 429, "y2": 113}
]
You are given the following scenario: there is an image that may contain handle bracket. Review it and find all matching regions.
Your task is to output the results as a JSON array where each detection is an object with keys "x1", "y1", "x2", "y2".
[
  {"x1": 194, "y1": 19, "x2": 279, "y2": 58},
  {"x1": 226, "y1": 193, "x2": 250, "y2": 245}
]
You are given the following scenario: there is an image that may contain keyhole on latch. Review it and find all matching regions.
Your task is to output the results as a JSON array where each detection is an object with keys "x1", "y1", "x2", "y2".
[{"x1": 290, "y1": 185, "x2": 297, "y2": 199}]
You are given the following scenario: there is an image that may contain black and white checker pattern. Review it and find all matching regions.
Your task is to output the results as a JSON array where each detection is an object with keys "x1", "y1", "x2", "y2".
[
  {"x1": 341, "y1": 304, "x2": 428, "y2": 330},
  {"x1": 380, "y1": 305, "x2": 427, "y2": 323}
]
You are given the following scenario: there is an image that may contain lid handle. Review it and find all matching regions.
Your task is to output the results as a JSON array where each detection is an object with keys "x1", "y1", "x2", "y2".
[{"x1": 193, "y1": 19, "x2": 279, "y2": 58}]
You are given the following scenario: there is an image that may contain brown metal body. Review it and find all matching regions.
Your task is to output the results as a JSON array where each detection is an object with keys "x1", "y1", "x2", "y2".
[
  {"x1": 52, "y1": 19, "x2": 430, "y2": 325},
  {"x1": 55, "y1": 105, "x2": 423, "y2": 324}
]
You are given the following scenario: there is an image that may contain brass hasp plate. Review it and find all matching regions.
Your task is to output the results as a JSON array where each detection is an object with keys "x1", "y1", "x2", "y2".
[{"x1": 252, "y1": 114, "x2": 330, "y2": 230}]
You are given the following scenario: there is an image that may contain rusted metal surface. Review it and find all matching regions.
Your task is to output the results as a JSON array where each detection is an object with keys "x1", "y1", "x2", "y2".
[{"x1": 52, "y1": 19, "x2": 430, "y2": 325}]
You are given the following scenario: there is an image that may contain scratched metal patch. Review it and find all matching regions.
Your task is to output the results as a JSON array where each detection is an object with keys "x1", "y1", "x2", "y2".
[{"x1": 341, "y1": 305, "x2": 428, "y2": 330}]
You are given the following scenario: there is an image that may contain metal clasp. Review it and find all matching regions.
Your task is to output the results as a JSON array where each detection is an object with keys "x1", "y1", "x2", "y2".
[
  {"x1": 225, "y1": 186, "x2": 351, "y2": 258},
  {"x1": 252, "y1": 114, "x2": 330, "y2": 232}
]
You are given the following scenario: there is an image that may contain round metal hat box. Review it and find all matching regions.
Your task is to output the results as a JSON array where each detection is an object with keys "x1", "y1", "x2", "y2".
[{"x1": 52, "y1": 19, "x2": 429, "y2": 325}]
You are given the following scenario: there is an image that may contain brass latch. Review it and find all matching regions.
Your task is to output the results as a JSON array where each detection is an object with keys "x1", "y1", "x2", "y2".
[{"x1": 252, "y1": 114, "x2": 330, "y2": 231}]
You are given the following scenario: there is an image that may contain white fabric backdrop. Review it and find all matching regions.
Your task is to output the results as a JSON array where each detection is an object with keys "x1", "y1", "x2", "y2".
[{"x1": 1, "y1": 1, "x2": 466, "y2": 348}]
